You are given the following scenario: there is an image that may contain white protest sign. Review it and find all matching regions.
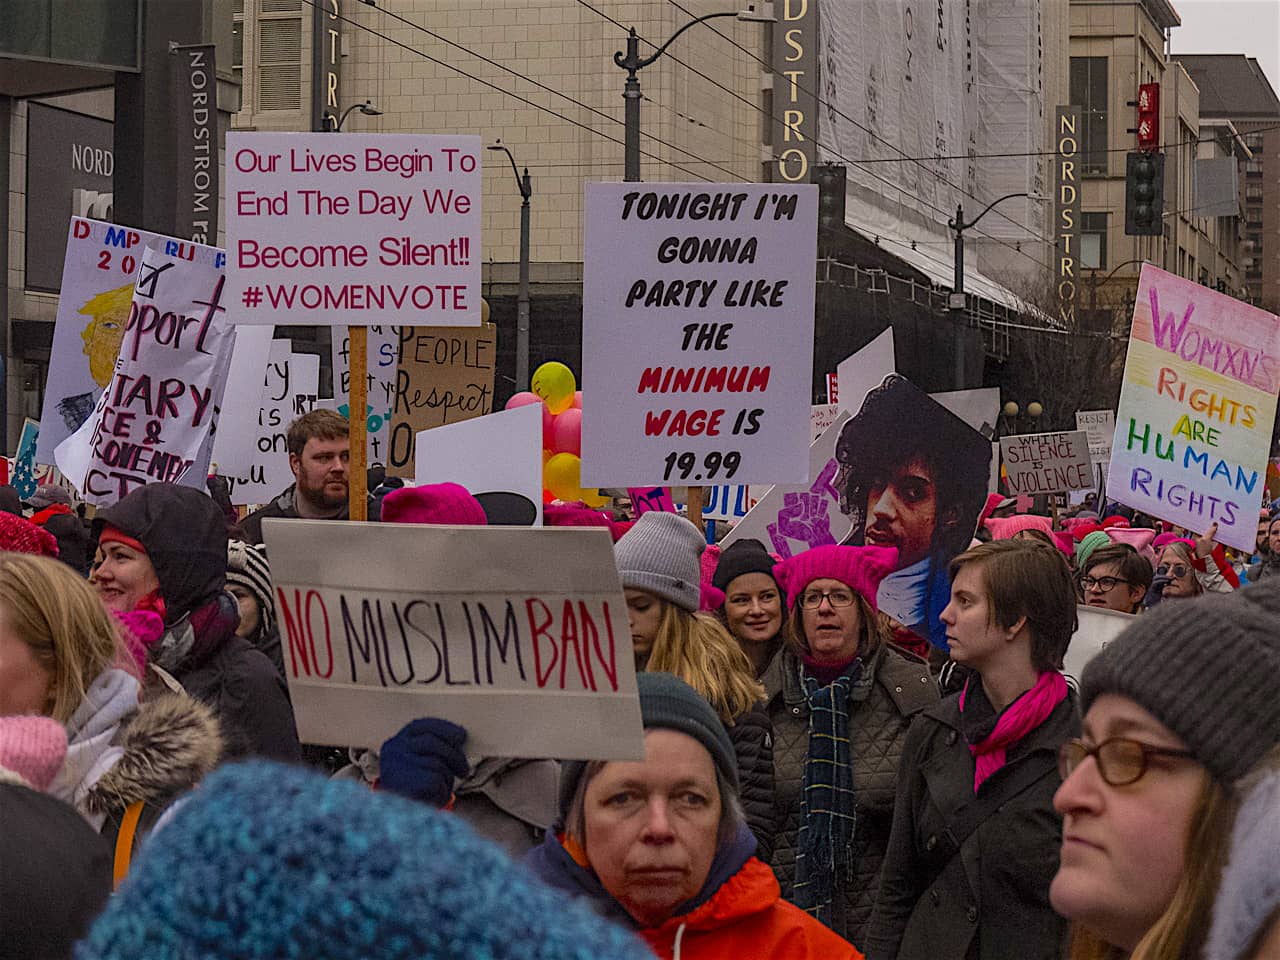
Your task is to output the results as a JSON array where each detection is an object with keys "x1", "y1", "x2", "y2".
[
  {"x1": 210, "y1": 323, "x2": 274, "y2": 484},
  {"x1": 329, "y1": 324, "x2": 400, "y2": 463},
  {"x1": 1064, "y1": 605, "x2": 1133, "y2": 687},
  {"x1": 836, "y1": 327, "x2": 895, "y2": 415},
  {"x1": 1076, "y1": 409, "x2": 1115, "y2": 461},
  {"x1": 1000, "y1": 431, "x2": 1094, "y2": 495},
  {"x1": 37, "y1": 218, "x2": 171, "y2": 464},
  {"x1": 262, "y1": 519, "x2": 644, "y2": 759},
  {"x1": 55, "y1": 239, "x2": 235, "y2": 506},
  {"x1": 225, "y1": 133, "x2": 482, "y2": 326},
  {"x1": 581, "y1": 182, "x2": 818, "y2": 486},
  {"x1": 220, "y1": 343, "x2": 320, "y2": 505},
  {"x1": 721, "y1": 411, "x2": 853, "y2": 557},
  {"x1": 415, "y1": 402, "x2": 543, "y2": 526}
]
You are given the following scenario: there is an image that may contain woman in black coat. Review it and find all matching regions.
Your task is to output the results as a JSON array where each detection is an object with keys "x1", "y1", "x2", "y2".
[{"x1": 865, "y1": 539, "x2": 1080, "y2": 960}]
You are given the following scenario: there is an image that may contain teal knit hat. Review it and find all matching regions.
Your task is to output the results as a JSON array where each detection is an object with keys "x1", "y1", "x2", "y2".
[{"x1": 1075, "y1": 530, "x2": 1111, "y2": 570}]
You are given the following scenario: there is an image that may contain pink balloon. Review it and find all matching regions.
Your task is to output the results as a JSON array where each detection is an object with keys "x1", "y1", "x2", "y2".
[
  {"x1": 551, "y1": 407, "x2": 582, "y2": 456},
  {"x1": 506, "y1": 391, "x2": 541, "y2": 410},
  {"x1": 572, "y1": 390, "x2": 583, "y2": 409},
  {"x1": 542, "y1": 404, "x2": 556, "y2": 449}
]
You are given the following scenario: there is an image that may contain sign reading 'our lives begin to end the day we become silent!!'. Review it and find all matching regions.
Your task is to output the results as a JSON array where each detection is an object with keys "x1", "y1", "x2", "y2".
[
  {"x1": 224, "y1": 133, "x2": 482, "y2": 326},
  {"x1": 580, "y1": 183, "x2": 818, "y2": 487}
]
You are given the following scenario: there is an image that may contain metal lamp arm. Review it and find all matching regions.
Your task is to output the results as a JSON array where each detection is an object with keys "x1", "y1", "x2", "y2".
[
  {"x1": 615, "y1": 11, "x2": 737, "y2": 73},
  {"x1": 951, "y1": 192, "x2": 1030, "y2": 232}
]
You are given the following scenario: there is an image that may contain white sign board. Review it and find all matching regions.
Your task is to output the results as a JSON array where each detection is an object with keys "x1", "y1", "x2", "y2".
[
  {"x1": 210, "y1": 323, "x2": 274, "y2": 486},
  {"x1": 262, "y1": 519, "x2": 644, "y2": 760},
  {"x1": 55, "y1": 239, "x2": 235, "y2": 506},
  {"x1": 1000, "y1": 430, "x2": 1094, "y2": 495},
  {"x1": 580, "y1": 182, "x2": 818, "y2": 486},
  {"x1": 37, "y1": 218, "x2": 170, "y2": 463},
  {"x1": 836, "y1": 327, "x2": 896, "y2": 415},
  {"x1": 1076, "y1": 409, "x2": 1115, "y2": 461},
  {"x1": 1064, "y1": 605, "x2": 1133, "y2": 687},
  {"x1": 415, "y1": 403, "x2": 543, "y2": 526},
  {"x1": 225, "y1": 132, "x2": 482, "y2": 326},
  {"x1": 330, "y1": 324, "x2": 400, "y2": 463}
]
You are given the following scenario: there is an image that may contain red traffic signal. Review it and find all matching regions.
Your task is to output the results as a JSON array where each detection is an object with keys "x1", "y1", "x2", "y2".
[{"x1": 1137, "y1": 83, "x2": 1160, "y2": 152}]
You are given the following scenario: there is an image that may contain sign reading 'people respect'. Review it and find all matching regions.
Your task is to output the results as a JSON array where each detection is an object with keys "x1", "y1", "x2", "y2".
[
  {"x1": 580, "y1": 183, "x2": 817, "y2": 487},
  {"x1": 1108, "y1": 264, "x2": 1280, "y2": 552},
  {"x1": 262, "y1": 520, "x2": 644, "y2": 759},
  {"x1": 225, "y1": 132, "x2": 482, "y2": 326}
]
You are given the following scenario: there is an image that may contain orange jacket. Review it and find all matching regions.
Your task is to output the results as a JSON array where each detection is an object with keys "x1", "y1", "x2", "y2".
[{"x1": 639, "y1": 857, "x2": 864, "y2": 960}]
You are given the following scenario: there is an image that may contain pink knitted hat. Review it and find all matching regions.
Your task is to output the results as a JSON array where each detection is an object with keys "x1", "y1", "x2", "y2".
[
  {"x1": 984, "y1": 514, "x2": 1052, "y2": 540},
  {"x1": 0, "y1": 715, "x2": 68, "y2": 792},
  {"x1": 1107, "y1": 527, "x2": 1156, "y2": 562},
  {"x1": 381, "y1": 483, "x2": 487, "y2": 526},
  {"x1": 773, "y1": 544, "x2": 898, "y2": 612}
]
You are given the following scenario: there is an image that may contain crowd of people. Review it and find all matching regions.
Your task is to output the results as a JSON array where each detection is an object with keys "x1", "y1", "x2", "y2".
[{"x1": 2, "y1": 407, "x2": 1279, "y2": 959}]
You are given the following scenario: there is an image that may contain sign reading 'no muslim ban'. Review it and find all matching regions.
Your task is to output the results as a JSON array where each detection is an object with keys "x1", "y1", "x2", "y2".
[
  {"x1": 581, "y1": 183, "x2": 817, "y2": 487},
  {"x1": 225, "y1": 132, "x2": 482, "y2": 326}
]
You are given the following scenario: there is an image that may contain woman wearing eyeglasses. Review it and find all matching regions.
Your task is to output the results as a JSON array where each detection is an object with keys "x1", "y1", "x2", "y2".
[
  {"x1": 1051, "y1": 584, "x2": 1280, "y2": 960},
  {"x1": 1148, "y1": 540, "x2": 1204, "y2": 604},
  {"x1": 1080, "y1": 544, "x2": 1153, "y2": 614},
  {"x1": 765, "y1": 545, "x2": 938, "y2": 946},
  {"x1": 865, "y1": 539, "x2": 1079, "y2": 960}
]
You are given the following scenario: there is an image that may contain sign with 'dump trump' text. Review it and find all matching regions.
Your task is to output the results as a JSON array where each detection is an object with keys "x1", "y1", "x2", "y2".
[
  {"x1": 1107, "y1": 265, "x2": 1280, "y2": 552},
  {"x1": 580, "y1": 183, "x2": 817, "y2": 487},
  {"x1": 262, "y1": 520, "x2": 644, "y2": 759},
  {"x1": 225, "y1": 132, "x2": 482, "y2": 326}
]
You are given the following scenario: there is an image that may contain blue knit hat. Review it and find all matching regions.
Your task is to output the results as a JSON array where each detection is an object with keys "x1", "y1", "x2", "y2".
[{"x1": 77, "y1": 761, "x2": 652, "y2": 960}]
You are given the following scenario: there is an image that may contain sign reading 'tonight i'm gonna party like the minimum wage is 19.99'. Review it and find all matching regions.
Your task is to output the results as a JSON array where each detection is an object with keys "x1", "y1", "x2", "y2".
[
  {"x1": 224, "y1": 132, "x2": 482, "y2": 326},
  {"x1": 580, "y1": 183, "x2": 817, "y2": 488}
]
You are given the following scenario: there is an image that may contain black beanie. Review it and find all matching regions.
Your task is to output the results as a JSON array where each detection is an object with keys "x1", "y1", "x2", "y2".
[
  {"x1": 557, "y1": 672, "x2": 738, "y2": 820},
  {"x1": 712, "y1": 538, "x2": 778, "y2": 593},
  {"x1": 1080, "y1": 580, "x2": 1280, "y2": 783}
]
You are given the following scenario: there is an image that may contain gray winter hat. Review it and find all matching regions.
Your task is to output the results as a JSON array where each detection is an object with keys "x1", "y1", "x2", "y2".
[
  {"x1": 1080, "y1": 580, "x2": 1280, "y2": 783},
  {"x1": 557, "y1": 672, "x2": 738, "y2": 820},
  {"x1": 614, "y1": 511, "x2": 704, "y2": 613}
]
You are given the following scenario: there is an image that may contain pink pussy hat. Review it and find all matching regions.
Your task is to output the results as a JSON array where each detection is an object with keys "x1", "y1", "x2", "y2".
[
  {"x1": 773, "y1": 544, "x2": 898, "y2": 612},
  {"x1": 381, "y1": 482, "x2": 488, "y2": 526},
  {"x1": 0, "y1": 715, "x2": 68, "y2": 792}
]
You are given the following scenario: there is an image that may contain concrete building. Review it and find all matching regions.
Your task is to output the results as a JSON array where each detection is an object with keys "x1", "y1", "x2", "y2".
[{"x1": 1175, "y1": 54, "x2": 1280, "y2": 311}]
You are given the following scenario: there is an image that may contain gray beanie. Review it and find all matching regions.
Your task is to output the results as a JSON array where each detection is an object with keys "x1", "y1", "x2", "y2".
[
  {"x1": 558, "y1": 672, "x2": 738, "y2": 820},
  {"x1": 1080, "y1": 581, "x2": 1280, "y2": 783},
  {"x1": 614, "y1": 512, "x2": 704, "y2": 613}
]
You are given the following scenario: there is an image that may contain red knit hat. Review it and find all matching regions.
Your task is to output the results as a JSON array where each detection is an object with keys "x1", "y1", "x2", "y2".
[
  {"x1": 381, "y1": 483, "x2": 487, "y2": 526},
  {"x1": 98, "y1": 523, "x2": 148, "y2": 556},
  {"x1": 773, "y1": 544, "x2": 898, "y2": 612},
  {"x1": 0, "y1": 512, "x2": 59, "y2": 557}
]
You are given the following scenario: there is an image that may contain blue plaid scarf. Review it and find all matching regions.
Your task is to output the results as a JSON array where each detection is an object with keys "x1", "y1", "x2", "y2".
[{"x1": 791, "y1": 657, "x2": 862, "y2": 924}]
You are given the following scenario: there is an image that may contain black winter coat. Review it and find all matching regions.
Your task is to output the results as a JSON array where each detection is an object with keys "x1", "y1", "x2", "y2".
[
  {"x1": 766, "y1": 644, "x2": 937, "y2": 946},
  {"x1": 728, "y1": 700, "x2": 775, "y2": 862},
  {"x1": 864, "y1": 690, "x2": 1080, "y2": 960}
]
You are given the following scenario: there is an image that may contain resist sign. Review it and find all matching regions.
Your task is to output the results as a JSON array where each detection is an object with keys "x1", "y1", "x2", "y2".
[
  {"x1": 1000, "y1": 431, "x2": 1093, "y2": 495},
  {"x1": 581, "y1": 183, "x2": 817, "y2": 487},
  {"x1": 261, "y1": 519, "x2": 644, "y2": 760},
  {"x1": 225, "y1": 132, "x2": 481, "y2": 326}
]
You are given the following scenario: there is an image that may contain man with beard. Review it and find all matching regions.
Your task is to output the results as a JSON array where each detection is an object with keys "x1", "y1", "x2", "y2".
[
  {"x1": 242, "y1": 409, "x2": 376, "y2": 544},
  {"x1": 835, "y1": 374, "x2": 991, "y2": 650}
]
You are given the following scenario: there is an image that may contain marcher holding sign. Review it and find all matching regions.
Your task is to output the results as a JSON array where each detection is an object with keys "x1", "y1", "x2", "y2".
[
  {"x1": 225, "y1": 133, "x2": 482, "y2": 327},
  {"x1": 55, "y1": 239, "x2": 235, "y2": 507},
  {"x1": 580, "y1": 183, "x2": 817, "y2": 487},
  {"x1": 1000, "y1": 430, "x2": 1093, "y2": 495},
  {"x1": 1107, "y1": 264, "x2": 1280, "y2": 552}
]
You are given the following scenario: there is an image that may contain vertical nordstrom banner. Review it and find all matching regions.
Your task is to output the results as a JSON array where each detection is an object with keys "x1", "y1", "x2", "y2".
[
  {"x1": 1055, "y1": 107, "x2": 1081, "y2": 328},
  {"x1": 175, "y1": 44, "x2": 218, "y2": 244},
  {"x1": 312, "y1": 0, "x2": 342, "y2": 131}
]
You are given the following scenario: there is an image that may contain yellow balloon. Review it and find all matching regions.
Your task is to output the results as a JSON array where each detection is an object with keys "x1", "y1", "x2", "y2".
[
  {"x1": 481, "y1": 297, "x2": 491, "y2": 324},
  {"x1": 532, "y1": 361, "x2": 577, "y2": 415},
  {"x1": 581, "y1": 488, "x2": 610, "y2": 509},
  {"x1": 544, "y1": 452, "x2": 583, "y2": 501}
]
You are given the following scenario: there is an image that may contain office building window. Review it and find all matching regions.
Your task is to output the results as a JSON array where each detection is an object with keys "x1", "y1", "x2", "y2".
[
  {"x1": 1070, "y1": 57, "x2": 1108, "y2": 175},
  {"x1": 1080, "y1": 212, "x2": 1107, "y2": 269}
]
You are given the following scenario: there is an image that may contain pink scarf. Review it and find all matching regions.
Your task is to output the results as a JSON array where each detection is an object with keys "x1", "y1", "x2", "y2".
[{"x1": 960, "y1": 671, "x2": 1067, "y2": 792}]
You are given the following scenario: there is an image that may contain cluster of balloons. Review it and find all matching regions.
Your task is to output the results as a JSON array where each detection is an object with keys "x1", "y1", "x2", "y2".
[{"x1": 506, "y1": 361, "x2": 608, "y2": 508}]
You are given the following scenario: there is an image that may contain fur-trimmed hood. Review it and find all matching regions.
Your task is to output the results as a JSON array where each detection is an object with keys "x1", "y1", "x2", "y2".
[{"x1": 84, "y1": 692, "x2": 223, "y2": 818}]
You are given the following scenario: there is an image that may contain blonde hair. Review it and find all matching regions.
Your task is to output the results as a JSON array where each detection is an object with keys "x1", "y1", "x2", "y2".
[
  {"x1": 783, "y1": 593, "x2": 891, "y2": 661},
  {"x1": 645, "y1": 602, "x2": 766, "y2": 725},
  {"x1": 1067, "y1": 771, "x2": 1238, "y2": 960},
  {"x1": 0, "y1": 554, "x2": 132, "y2": 724}
]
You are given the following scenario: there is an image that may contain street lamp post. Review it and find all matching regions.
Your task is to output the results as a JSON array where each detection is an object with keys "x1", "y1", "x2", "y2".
[
  {"x1": 325, "y1": 99, "x2": 382, "y2": 132},
  {"x1": 614, "y1": 5, "x2": 774, "y2": 183},
  {"x1": 488, "y1": 142, "x2": 533, "y2": 391},
  {"x1": 948, "y1": 193, "x2": 1046, "y2": 388},
  {"x1": 1088, "y1": 258, "x2": 1146, "y2": 327}
]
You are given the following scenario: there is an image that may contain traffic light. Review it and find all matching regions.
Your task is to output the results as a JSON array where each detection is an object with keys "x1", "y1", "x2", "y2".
[
  {"x1": 1124, "y1": 151, "x2": 1164, "y2": 236},
  {"x1": 812, "y1": 163, "x2": 846, "y2": 230}
]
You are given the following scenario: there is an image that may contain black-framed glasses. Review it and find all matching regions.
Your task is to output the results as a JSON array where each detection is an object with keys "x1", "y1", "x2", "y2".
[
  {"x1": 1058, "y1": 737, "x2": 1197, "y2": 786},
  {"x1": 800, "y1": 589, "x2": 855, "y2": 609},
  {"x1": 1155, "y1": 563, "x2": 1190, "y2": 579},
  {"x1": 1079, "y1": 575, "x2": 1130, "y2": 592}
]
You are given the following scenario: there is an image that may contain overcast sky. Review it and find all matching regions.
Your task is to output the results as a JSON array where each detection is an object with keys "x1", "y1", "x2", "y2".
[{"x1": 1168, "y1": 0, "x2": 1280, "y2": 96}]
